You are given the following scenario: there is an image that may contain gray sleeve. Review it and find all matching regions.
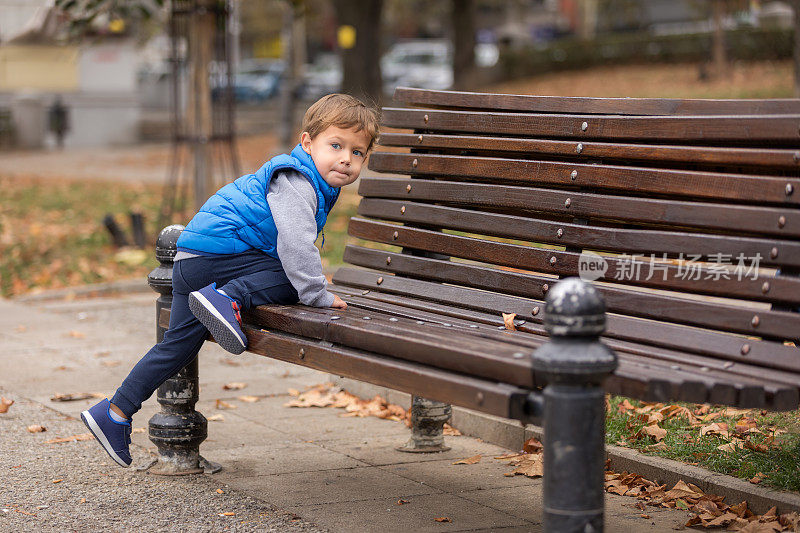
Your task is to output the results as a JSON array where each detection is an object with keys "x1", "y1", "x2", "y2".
[{"x1": 267, "y1": 170, "x2": 336, "y2": 307}]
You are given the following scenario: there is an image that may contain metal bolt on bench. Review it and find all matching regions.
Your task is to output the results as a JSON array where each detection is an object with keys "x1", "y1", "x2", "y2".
[
  {"x1": 143, "y1": 225, "x2": 221, "y2": 475},
  {"x1": 530, "y1": 277, "x2": 618, "y2": 533}
]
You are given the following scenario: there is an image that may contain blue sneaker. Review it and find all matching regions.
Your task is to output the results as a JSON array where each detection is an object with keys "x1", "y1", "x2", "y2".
[
  {"x1": 188, "y1": 282, "x2": 247, "y2": 354},
  {"x1": 80, "y1": 398, "x2": 132, "y2": 467}
]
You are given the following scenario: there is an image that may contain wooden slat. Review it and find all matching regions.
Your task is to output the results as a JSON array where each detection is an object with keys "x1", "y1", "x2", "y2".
[
  {"x1": 377, "y1": 133, "x2": 800, "y2": 171},
  {"x1": 358, "y1": 177, "x2": 800, "y2": 238},
  {"x1": 358, "y1": 198, "x2": 800, "y2": 268},
  {"x1": 326, "y1": 285, "x2": 798, "y2": 410},
  {"x1": 369, "y1": 152, "x2": 800, "y2": 205},
  {"x1": 394, "y1": 87, "x2": 800, "y2": 116},
  {"x1": 382, "y1": 107, "x2": 800, "y2": 144},
  {"x1": 343, "y1": 245, "x2": 800, "y2": 341},
  {"x1": 332, "y1": 267, "x2": 800, "y2": 380},
  {"x1": 247, "y1": 305, "x2": 534, "y2": 387},
  {"x1": 246, "y1": 326, "x2": 528, "y2": 419},
  {"x1": 347, "y1": 217, "x2": 800, "y2": 305}
]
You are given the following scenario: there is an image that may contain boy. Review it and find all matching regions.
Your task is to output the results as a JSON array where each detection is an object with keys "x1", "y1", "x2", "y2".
[{"x1": 80, "y1": 94, "x2": 380, "y2": 467}]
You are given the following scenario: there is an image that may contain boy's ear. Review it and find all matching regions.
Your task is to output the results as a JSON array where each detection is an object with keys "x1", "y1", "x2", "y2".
[{"x1": 300, "y1": 132, "x2": 312, "y2": 154}]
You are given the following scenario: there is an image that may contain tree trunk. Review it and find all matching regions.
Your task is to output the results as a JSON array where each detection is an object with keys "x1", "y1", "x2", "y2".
[
  {"x1": 333, "y1": 0, "x2": 383, "y2": 105},
  {"x1": 794, "y1": 0, "x2": 800, "y2": 97},
  {"x1": 189, "y1": 0, "x2": 216, "y2": 211},
  {"x1": 452, "y1": 0, "x2": 475, "y2": 91},
  {"x1": 712, "y1": 0, "x2": 727, "y2": 78}
]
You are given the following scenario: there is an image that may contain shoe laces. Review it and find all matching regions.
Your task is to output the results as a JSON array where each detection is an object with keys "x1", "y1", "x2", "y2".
[{"x1": 231, "y1": 301, "x2": 242, "y2": 325}]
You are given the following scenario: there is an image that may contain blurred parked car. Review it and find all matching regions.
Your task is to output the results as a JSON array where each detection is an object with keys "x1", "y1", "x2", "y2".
[
  {"x1": 380, "y1": 40, "x2": 498, "y2": 95},
  {"x1": 213, "y1": 59, "x2": 285, "y2": 103},
  {"x1": 300, "y1": 53, "x2": 342, "y2": 100},
  {"x1": 381, "y1": 40, "x2": 453, "y2": 95}
]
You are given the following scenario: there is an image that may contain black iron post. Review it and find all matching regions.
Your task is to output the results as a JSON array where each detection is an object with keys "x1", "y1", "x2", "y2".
[
  {"x1": 532, "y1": 278, "x2": 617, "y2": 533},
  {"x1": 145, "y1": 225, "x2": 218, "y2": 475},
  {"x1": 396, "y1": 395, "x2": 452, "y2": 453}
]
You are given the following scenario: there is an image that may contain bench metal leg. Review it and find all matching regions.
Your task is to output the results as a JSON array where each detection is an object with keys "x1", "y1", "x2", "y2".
[
  {"x1": 144, "y1": 225, "x2": 220, "y2": 475},
  {"x1": 396, "y1": 395, "x2": 452, "y2": 453},
  {"x1": 533, "y1": 278, "x2": 617, "y2": 533}
]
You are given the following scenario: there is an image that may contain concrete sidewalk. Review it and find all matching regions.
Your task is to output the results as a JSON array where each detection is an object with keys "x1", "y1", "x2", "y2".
[{"x1": 0, "y1": 289, "x2": 692, "y2": 532}]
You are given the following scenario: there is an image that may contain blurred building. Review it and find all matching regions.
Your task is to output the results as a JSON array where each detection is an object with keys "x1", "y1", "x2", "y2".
[{"x1": 0, "y1": 0, "x2": 141, "y2": 149}]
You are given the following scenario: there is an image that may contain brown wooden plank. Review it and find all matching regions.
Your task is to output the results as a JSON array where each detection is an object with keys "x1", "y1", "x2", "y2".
[
  {"x1": 348, "y1": 217, "x2": 800, "y2": 305},
  {"x1": 358, "y1": 177, "x2": 800, "y2": 239},
  {"x1": 328, "y1": 287, "x2": 796, "y2": 409},
  {"x1": 332, "y1": 267, "x2": 800, "y2": 379},
  {"x1": 246, "y1": 305, "x2": 535, "y2": 388},
  {"x1": 343, "y1": 245, "x2": 800, "y2": 341},
  {"x1": 393, "y1": 87, "x2": 800, "y2": 116},
  {"x1": 369, "y1": 152, "x2": 800, "y2": 205},
  {"x1": 377, "y1": 133, "x2": 800, "y2": 171},
  {"x1": 358, "y1": 198, "x2": 800, "y2": 268},
  {"x1": 382, "y1": 107, "x2": 800, "y2": 144},
  {"x1": 245, "y1": 326, "x2": 528, "y2": 418}
]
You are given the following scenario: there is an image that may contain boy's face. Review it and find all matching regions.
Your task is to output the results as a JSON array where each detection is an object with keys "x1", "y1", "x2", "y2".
[{"x1": 300, "y1": 126, "x2": 372, "y2": 188}]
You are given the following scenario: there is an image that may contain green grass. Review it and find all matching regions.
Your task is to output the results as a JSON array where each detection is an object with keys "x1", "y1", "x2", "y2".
[
  {"x1": 606, "y1": 396, "x2": 800, "y2": 493},
  {"x1": 0, "y1": 177, "x2": 164, "y2": 297}
]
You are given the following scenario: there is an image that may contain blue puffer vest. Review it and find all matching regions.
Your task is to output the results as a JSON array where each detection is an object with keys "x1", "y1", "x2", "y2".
[{"x1": 176, "y1": 143, "x2": 340, "y2": 259}]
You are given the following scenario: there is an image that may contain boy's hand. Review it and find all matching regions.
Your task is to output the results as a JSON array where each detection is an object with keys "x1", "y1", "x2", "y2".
[{"x1": 331, "y1": 294, "x2": 348, "y2": 309}]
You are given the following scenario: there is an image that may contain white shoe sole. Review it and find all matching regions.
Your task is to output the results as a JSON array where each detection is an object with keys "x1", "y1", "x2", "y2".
[
  {"x1": 188, "y1": 291, "x2": 247, "y2": 354},
  {"x1": 81, "y1": 410, "x2": 130, "y2": 467}
]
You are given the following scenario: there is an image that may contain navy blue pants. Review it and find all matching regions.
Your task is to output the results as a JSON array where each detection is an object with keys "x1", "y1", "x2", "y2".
[{"x1": 111, "y1": 250, "x2": 299, "y2": 418}]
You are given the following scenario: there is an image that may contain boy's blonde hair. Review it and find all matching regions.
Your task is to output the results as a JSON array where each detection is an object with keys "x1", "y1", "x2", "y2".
[{"x1": 301, "y1": 94, "x2": 380, "y2": 151}]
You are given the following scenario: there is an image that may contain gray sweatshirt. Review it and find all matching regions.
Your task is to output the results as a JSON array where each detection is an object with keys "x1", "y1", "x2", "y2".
[{"x1": 266, "y1": 169, "x2": 336, "y2": 307}]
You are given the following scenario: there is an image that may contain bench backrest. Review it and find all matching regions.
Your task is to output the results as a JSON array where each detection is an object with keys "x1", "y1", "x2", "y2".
[{"x1": 336, "y1": 87, "x2": 800, "y2": 411}]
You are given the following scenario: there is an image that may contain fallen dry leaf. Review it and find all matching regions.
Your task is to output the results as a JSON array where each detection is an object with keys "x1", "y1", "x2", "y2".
[
  {"x1": 67, "y1": 330, "x2": 85, "y2": 338},
  {"x1": 237, "y1": 395, "x2": 260, "y2": 403},
  {"x1": 45, "y1": 433, "x2": 93, "y2": 444},
  {"x1": 502, "y1": 313, "x2": 517, "y2": 331},
  {"x1": 218, "y1": 512, "x2": 235, "y2": 517},
  {"x1": 287, "y1": 388, "x2": 300, "y2": 396},
  {"x1": 100, "y1": 360, "x2": 121, "y2": 367},
  {"x1": 443, "y1": 424, "x2": 462, "y2": 436},
  {"x1": 222, "y1": 382, "x2": 246, "y2": 390},
  {"x1": 397, "y1": 499, "x2": 410, "y2": 505},
  {"x1": 0, "y1": 397, "x2": 14, "y2": 414},
  {"x1": 52, "y1": 479, "x2": 62, "y2": 483},
  {"x1": 700, "y1": 422, "x2": 730, "y2": 439},
  {"x1": 207, "y1": 414, "x2": 225, "y2": 422},
  {"x1": 50, "y1": 392, "x2": 104, "y2": 402},
  {"x1": 523, "y1": 437, "x2": 543, "y2": 454},
  {"x1": 216, "y1": 489, "x2": 224, "y2": 494},
  {"x1": 717, "y1": 440, "x2": 745, "y2": 453},
  {"x1": 638, "y1": 424, "x2": 667, "y2": 442},
  {"x1": 434, "y1": 517, "x2": 451, "y2": 523},
  {"x1": 26, "y1": 425, "x2": 46, "y2": 433},
  {"x1": 453, "y1": 455, "x2": 481, "y2": 465},
  {"x1": 749, "y1": 472, "x2": 766, "y2": 484},
  {"x1": 503, "y1": 453, "x2": 544, "y2": 478},
  {"x1": 215, "y1": 399, "x2": 237, "y2": 410}
]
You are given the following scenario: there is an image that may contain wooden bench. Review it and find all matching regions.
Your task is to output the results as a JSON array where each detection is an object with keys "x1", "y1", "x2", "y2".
[{"x1": 147, "y1": 88, "x2": 800, "y2": 530}]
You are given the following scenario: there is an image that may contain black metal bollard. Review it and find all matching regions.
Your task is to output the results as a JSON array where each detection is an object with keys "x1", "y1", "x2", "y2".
[
  {"x1": 532, "y1": 278, "x2": 617, "y2": 533},
  {"x1": 396, "y1": 395, "x2": 452, "y2": 453},
  {"x1": 144, "y1": 225, "x2": 219, "y2": 475}
]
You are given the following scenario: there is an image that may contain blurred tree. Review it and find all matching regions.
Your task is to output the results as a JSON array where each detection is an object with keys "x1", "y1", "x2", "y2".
[
  {"x1": 793, "y1": 0, "x2": 800, "y2": 97},
  {"x1": 332, "y1": 0, "x2": 383, "y2": 104},
  {"x1": 452, "y1": 0, "x2": 476, "y2": 90},
  {"x1": 711, "y1": 0, "x2": 728, "y2": 78}
]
